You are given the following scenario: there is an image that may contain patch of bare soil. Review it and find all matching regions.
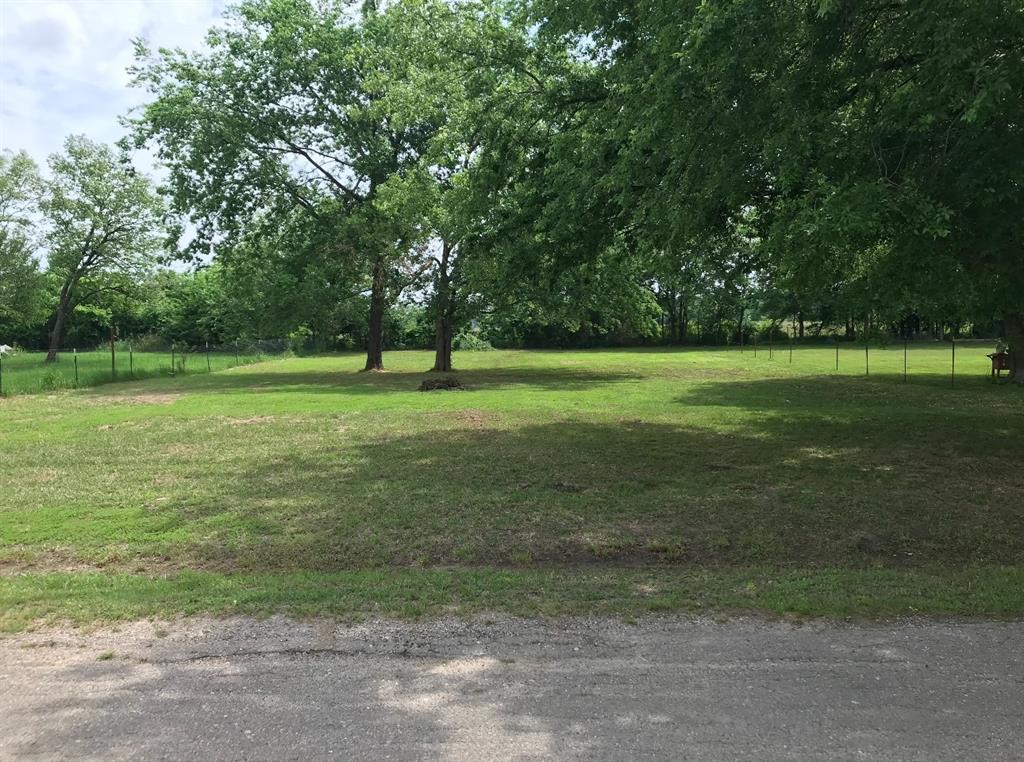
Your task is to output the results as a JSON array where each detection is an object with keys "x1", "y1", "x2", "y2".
[
  {"x1": 89, "y1": 392, "x2": 183, "y2": 406},
  {"x1": 226, "y1": 416, "x2": 278, "y2": 426},
  {"x1": 453, "y1": 408, "x2": 497, "y2": 428}
]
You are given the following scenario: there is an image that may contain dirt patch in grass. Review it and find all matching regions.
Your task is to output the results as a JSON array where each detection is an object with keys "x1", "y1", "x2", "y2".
[
  {"x1": 455, "y1": 408, "x2": 498, "y2": 428},
  {"x1": 81, "y1": 391, "x2": 183, "y2": 407},
  {"x1": 226, "y1": 416, "x2": 279, "y2": 426}
]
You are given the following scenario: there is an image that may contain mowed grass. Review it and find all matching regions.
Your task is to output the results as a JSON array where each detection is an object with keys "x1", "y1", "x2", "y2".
[
  {"x1": 0, "y1": 349, "x2": 271, "y2": 396},
  {"x1": 1, "y1": 344, "x2": 1021, "y2": 630}
]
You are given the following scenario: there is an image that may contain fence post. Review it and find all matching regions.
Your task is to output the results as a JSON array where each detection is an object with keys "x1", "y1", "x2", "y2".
[
  {"x1": 129, "y1": 344, "x2": 134, "y2": 378},
  {"x1": 769, "y1": 329, "x2": 773, "y2": 360},
  {"x1": 110, "y1": 326, "x2": 116, "y2": 380},
  {"x1": 835, "y1": 340, "x2": 839, "y2": 372},
  {"x1": 865, "y1": 340, "x2": 869, "y2": 376},
  {"x1": 0, "y1": 350, "x2": 4, "y2": 396},
  {"x1": 789, "y1": 324, "x2": 793, "y2": 364},
  {"x1": 74, "y1": 348, "x2": 79, "y2": 387},
  {"x1": 206, "y1": 341, "x2": 212, "y2": 373},
  {"x1": 754, "y1": 334, "x2": 758, "y2": 358},
  {"x1": 235, "y1": 340, "x2": 239, "y2": 365},
  {"x1": 171, "y1": 344, "x2": 175, "y2": 376},
  {"x1": 903, "y1": 338, "x2": 908, "y2": 382}
]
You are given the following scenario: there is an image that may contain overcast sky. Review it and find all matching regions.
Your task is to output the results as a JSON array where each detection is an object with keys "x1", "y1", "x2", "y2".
[{"x1": 1, "y1": 0, "x2": 224, "y2": 171}]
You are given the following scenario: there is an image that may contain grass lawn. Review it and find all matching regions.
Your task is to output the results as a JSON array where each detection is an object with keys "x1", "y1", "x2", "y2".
[
  {"x1": 1, "y1": 343, "x2": 1022, "y2": 630},
  {"x1": 0, "y1": 348, "x2": 273, "y2": 396}
]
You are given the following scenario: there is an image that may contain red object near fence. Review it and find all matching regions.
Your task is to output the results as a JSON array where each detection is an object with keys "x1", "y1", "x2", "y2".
[{"x1": 988, "y1": 352, "x2": 1010, "y2": 379}]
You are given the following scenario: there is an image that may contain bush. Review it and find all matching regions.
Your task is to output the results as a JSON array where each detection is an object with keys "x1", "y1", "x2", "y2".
[
  {"x1": 122, "y1": 334, "x2": 166, "y2": 352},
  {"x1": 453, "y1": 330, "x2": 494, "y2": 351},
  {"x1": 40, "y1": 368, "x2": 71, "y2": 391},
  {"x1": 333, "y1": 333, "x2": 358, "y2": 351},
  {"x1": 288, "y1": 325, "x2": 314, "y2": 354}
]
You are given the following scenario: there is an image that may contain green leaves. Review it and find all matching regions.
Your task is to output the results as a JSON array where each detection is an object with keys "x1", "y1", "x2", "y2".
[{"x1": 41, "y1": 136, "x2": 165, "y2": 280}]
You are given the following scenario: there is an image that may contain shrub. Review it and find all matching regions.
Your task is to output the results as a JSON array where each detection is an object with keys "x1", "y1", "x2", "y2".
[
  {"x1": 40, "y1": 368, "x2": 70, "y2": 391},
  {"x1": 453, "y1": 330, "x2": 494, "y2": 351},
  {"x1": 288, "y1": 325, "x2": 314, "y2": 354}
]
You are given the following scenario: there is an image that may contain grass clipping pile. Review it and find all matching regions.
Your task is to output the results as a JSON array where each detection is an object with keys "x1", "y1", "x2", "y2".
[{"x1": 419, "y1": 376, "x2": 464, "y2": 392}]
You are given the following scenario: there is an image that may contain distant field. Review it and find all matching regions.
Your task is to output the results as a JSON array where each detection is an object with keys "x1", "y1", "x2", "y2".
[
  {"x1": 0, "y1": 343, "x2": 1021, "y2": 630},
  {"x1": 0, "y1": 348, "x2": 273, "y2": 396}
]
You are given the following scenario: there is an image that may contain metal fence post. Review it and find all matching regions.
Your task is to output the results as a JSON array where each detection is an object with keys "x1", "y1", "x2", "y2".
[
  {"x1": 235, "y1": 340, "x2": 239, "y2": 364},
  {"x1": 74, "y1": 348, "x2": 79, "y2": 387},
  {"x1": 951, "y1": 339, "x2": 956, "y2": 388},
  {"x1": 903, "y1": 338, "x2": 908, "y2": 382},
  {"x1": 206, "y1": 341, "x2": 212, "y2": 373},
  {"x1": 865, "y1": 340, "x2": 869, "y2": 376},
  {"x1": 171, "y1": 344, "x2": 175, "y2": 376},
  {"x1": 129, "y1": 344, "x2": 134, "y2": 378},
  {"x1": 789, "y1": 325, "x2": 793, "y2": 364},
  {"x1": 110, "y1": 328, "x2": 116, "y2": 381}
]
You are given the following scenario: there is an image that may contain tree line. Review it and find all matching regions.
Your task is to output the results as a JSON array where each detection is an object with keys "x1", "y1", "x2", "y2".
[{"x1": 2, "y1": 0, "x2": 1021, "y2": 378}]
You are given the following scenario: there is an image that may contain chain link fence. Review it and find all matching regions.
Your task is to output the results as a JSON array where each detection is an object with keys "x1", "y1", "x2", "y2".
[{"x1": 0, "y1": 339, "x2": 289, "y2": 396}]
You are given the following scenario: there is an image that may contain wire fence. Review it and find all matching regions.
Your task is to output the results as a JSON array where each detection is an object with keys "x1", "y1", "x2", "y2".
[
  {"x1": 0, "y1": 339, "x2": 289, "y2": 396},
  {"x1": 736, "y1": 335, "x2": 1008, "y2": 387},
  {"x1": 0, "y1": 336, "x2": 1012, "y2": 397}
]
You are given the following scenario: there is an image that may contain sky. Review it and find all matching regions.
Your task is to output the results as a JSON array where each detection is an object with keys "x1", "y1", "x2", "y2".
[{"x1": 0, "y1": 0, "x2": 224, "y2": 171}]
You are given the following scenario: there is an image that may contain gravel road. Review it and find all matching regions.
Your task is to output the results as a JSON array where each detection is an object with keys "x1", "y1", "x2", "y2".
[{"x1": 1, "y1": 615, "x2": 1021, "y2": 760}]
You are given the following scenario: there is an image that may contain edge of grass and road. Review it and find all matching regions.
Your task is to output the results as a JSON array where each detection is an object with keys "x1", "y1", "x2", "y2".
[{"x1": 2, "y1": 566, "x2": 1023, "y2": 633}]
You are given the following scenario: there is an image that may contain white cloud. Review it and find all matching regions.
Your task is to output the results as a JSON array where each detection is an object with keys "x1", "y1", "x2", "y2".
[{"x1": 0, "y1": 0, "x2": 221, "y2": 170}]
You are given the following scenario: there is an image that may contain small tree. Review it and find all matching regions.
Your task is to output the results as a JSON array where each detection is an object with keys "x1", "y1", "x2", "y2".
[
  {"x1": 0, "y1": 151, "x2": 47, "y2": 340},
  {"x1": 41, "y1": 136, "x2": 165, "y2": 361}
]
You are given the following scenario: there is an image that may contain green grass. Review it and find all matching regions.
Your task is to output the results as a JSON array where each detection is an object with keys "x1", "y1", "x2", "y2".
[
  {"x1": 0, "y1": 348, "x2": 274, "y2": 396},
  {"x1": 1, "y1": 344, "x2": 1021, "y2": 631}
]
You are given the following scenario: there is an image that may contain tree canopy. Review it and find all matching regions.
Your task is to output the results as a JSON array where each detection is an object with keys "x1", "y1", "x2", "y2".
[{"x1": 3, "y1": 0, "x2": 1021, "y2": 378}]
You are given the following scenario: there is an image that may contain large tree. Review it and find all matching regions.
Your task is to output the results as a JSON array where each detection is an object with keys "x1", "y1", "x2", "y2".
[
  {"x1": 129, "y1": 0, "x2": 466, "y2": 370},
  {"x1": 533, "y1": 0, "x2": 1024, "y2": 375},
  {"x1": 0, "y1": 151, "x2": 48, "y2": 341},
  {"x1": 40, "y1": 136, "x2": 164, "y2": 361}
]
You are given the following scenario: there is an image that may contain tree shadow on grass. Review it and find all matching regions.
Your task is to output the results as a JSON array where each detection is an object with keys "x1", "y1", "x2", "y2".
[
  {"x1": 85, "y1": 365, "x2": 646, "y2": 399},
  {"x1": 159, "y1": 411, "x2": 1024, "y2": 573},
  {"x1": 672, "y1": 375, "x2": 1023, "y2": 459}
]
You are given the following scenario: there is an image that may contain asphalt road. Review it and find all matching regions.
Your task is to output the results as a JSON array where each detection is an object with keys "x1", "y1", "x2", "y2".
[{"x1": 1, "y1": 616, "x2": 1021, "y2": 760}]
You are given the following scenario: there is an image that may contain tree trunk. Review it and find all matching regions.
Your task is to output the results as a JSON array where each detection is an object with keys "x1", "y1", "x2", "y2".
[
  {"x1": 1007, "y1": 315, "x2": 1024, "y2": 384},
  {"x1": 433, "y1": 313, "x2": 453, "y2": 372},
  {"x1": 680, "y1": 303, "x2": 689, "y2": 345},
  {"x1": 364, "y1": 260, "x2": 386, "y2": 371},
  {"x1": 431, "y1": 242, "x2": 455, "y2": 372},
  {"x1": 45, "y1": 282, "x2": 75, "y2": 362}
]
